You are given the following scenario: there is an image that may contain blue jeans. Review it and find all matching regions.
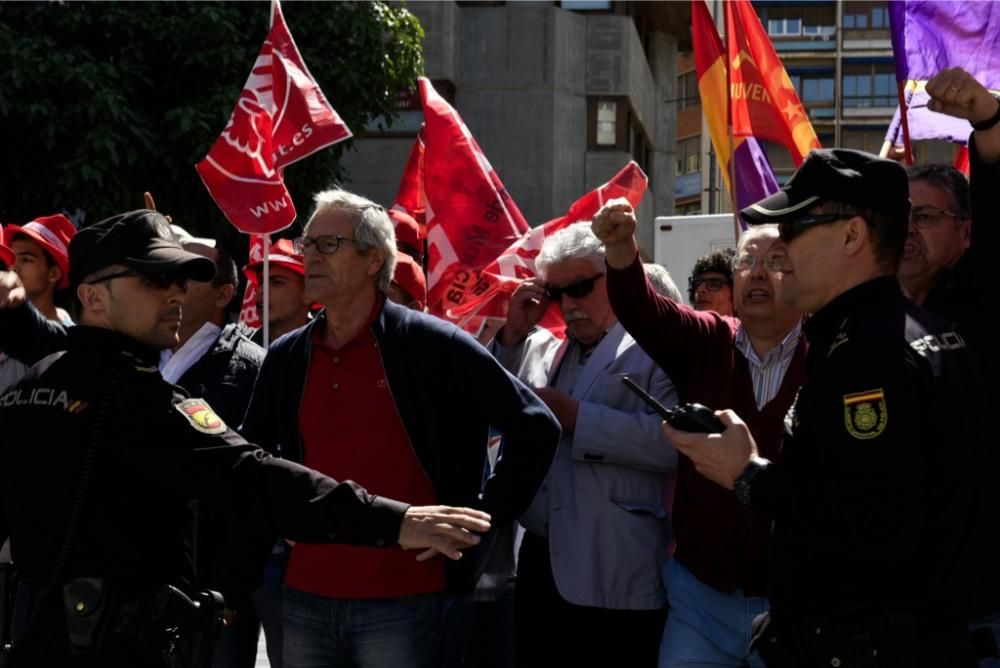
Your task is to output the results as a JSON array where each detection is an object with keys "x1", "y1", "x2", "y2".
[
  {"x1": 659, "y1": 559, "x2": 769, "y2": 668},
  {"x1": 212, "y1": 550, "x2": 287, "y2": 668},
  {"x1": 282, "y1": 587, "x2": 444, "y2": 668}
]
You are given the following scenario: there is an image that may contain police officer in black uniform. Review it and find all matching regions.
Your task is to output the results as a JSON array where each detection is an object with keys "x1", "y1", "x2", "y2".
[
  {"x1": 0, "y1": 210, "x2": 491, "y2": 667},
  {"x1": 663, "y1": 150, "x2": 985, "y2": 667}
]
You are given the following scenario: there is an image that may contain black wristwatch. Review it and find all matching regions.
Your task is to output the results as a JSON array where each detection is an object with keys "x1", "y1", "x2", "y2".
[
  {"x1": 972, "y1": 95, "x2": 1000, "y2": 132},
  {"x1": 734, "y1": 457, "x2": 768, "y2": 507}
]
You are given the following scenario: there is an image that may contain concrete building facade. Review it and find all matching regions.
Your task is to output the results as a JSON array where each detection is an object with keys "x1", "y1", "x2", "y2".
[{"x1": 341, "y1": 1, "x2": 689, "y2": 255}]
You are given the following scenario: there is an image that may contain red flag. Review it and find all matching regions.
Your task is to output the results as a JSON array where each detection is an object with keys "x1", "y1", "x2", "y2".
[
  {"x1": 418, "y1": 77, "x2": 530, "y2": 318},
  {"x1": 196, "y1": 0, "x2": 352, "y2": 235},
  {"x1": 954, "y1": 145, "x2": 970, "y2": 177},
  {"x1": 239, "y1": 234, "x2": 267, "y2": 328},
  {"x1": 447, "y1": 162, "x2": 648, "y2": 327},
  {"x1": 391, "y1": 131, "x2": 427, "y2": 226},
  {"x1": 726, "y1": 0, "x2": 820, "y2": 165}
]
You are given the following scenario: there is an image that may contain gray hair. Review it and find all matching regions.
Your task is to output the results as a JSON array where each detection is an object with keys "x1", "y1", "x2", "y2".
[
  {"x1": 735, "y1": 224, "x2": 779, "y2": 257},
  {"x1": 643, "y1": 263, "x2": 683, "y2": 302},
  {"x1": 535, "y1": 221, "x2": 605, "y2": 279},
  {"x1": 307, "y1": 188, "x2": 397, "y2": 292}
]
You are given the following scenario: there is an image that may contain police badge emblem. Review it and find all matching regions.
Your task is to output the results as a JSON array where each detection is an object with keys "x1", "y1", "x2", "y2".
[
  {"x1": 843, "y1": 389, "x2": 887, "y2": 440},
  {"x1": 174, "y1": 398, "x2": 227, "y2": 435}
]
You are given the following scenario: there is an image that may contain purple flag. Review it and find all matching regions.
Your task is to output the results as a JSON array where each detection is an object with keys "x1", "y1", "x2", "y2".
[
  {"x1": 885, "y1": 1, "x2": 1000, "y2": 148},
  {"x1": 733, "y1": 138, "x2": 779, "y2": 230}
]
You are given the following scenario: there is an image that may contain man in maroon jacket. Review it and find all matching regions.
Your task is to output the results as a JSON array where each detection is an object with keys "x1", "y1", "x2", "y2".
[{"x1": 592, "y1": 209, "x2": 804, "y2": 666}]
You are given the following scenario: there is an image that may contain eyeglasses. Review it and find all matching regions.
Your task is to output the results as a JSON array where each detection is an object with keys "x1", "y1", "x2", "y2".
[
  {"x1": 688, "y1": 276, "x2": 728, "y2": 292},
  {"x1": 777, "y1": 215, "x2": 846, "y2": 243},
  {"x1": 544, "y1": 274, "x2": 604, "y2": 301},
  {"x1": 909, "y1": 205, "x2": 962, "y2": 228},
  {"x1": 88, "y1": 269, "x2": 188, "y2": 290},
  {"x1": 732, "y1": 253, "x2": 787, "y2": 273},
  {"x1": 293, "y1": 235, "x2": 358, "y2": 255}
]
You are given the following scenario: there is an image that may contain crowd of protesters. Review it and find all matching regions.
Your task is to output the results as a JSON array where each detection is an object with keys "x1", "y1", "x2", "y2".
[{"x1": 1, "y1": 66, "x2": 999, "y2": 668}]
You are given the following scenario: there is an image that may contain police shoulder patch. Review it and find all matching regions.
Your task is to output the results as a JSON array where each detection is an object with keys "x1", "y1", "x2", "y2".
[
  {"x1": 843, "y1": 388, "x2": 887, "y2": 440},
  {"x1": 174, "y1": 398, "x2": 227, "y2": 435}
]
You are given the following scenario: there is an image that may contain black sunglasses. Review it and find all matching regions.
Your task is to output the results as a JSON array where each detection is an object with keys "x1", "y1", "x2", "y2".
[
  {"x1": 777, "y1": 214, "x2": 846, "y2": 243},
  {"x1": 89, "y1": 268, "x2": 189, "y2": 290},
  {"x1": 545, "y1": 273, "x2": 604, "y2": 301}
]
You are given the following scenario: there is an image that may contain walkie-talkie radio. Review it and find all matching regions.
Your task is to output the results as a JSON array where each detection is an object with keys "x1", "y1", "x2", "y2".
[{"x1": 621, "y1": 376, "x2": 725, "y2": 434}]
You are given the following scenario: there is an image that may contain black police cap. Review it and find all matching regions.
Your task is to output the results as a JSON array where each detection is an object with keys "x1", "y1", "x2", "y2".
[
  {"x1": 69, "y1": 209, "x2": 216, "y2": 287},
  {"x1": 741, "y1": 148, "x2": 910, "y2": 226}
]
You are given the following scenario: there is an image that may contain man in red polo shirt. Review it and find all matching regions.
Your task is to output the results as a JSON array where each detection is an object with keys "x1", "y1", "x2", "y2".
[{"x1": 241, "y1": 189, "x2": 559, "y2": 668}]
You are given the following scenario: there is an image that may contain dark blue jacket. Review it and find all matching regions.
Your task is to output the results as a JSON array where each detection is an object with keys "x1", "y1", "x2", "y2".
[{"x1": 240, "y1": 299, "x2": 560, "y2": 594}]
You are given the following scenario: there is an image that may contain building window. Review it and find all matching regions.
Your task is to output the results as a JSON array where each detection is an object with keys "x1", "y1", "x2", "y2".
[
  {"x1": 843, "y1": 63, "x2": 895, "y2": 108},
  {"x1": 762, "y1": 141, "x2": 795, "y2": 174},
  {"x1": 843, "y1": 1, "x2": 889, "y2": 30},
  {"x1": 596, "y1": 101, "x2": 618, "y2": 146},
  {"x1": 842, "y1": 127, "x2": 885, "y2": 153},
  {"x1": 765, "y1": 5, "x2": 835, "y2": 37},
  {"x1": 677, "y1": 201, "x2": 702, "y2": 216},
  {"x1": 588, "y1": 97, "x2": 626, "y2": 149},
  {"x1": 560, "y1": 0, "x2": 612, "y2": 10},
  {"x1": 678, "y1": 70, "x2": 699, "y2": 110},
  {"x1": 677, "y1": 136, "x2": 701, "y2": 175},
  {"x1": 789, "y1": 70, "x2": 836, "y2": 119}
]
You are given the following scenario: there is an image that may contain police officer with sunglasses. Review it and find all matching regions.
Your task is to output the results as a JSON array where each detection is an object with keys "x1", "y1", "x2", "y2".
[
  {"x1": 662, "y1": 150, "x2": 987, "y2": 667},
  {"x1": 0, "y1": 210, "x2": 491, "y2": 667}
]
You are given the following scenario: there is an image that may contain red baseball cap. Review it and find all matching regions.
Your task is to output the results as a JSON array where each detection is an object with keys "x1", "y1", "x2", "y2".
[
  {"x1": 0, "y1": 227, "x2": 14, "y2": 270},
  {"x1": 242, "y1": 238, "x2": 305, "y2": 283},
  {"x1": 389, "y1": 209, "x2": 425, "y2": 260},
  {"x1": 6, "y1": 214, "x2": 76, "y2": 288},
  {"x1": 392, "y1": 251, "x2": 427, "y2": 311}
]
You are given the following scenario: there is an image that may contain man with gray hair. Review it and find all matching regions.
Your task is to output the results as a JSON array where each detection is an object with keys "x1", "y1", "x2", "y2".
[
  {"x1": 593, "y1": 205, "x2": 804, "y2": 667},
  {"x1": 489, "y1": 221, "x2": 678, "y2": 667},
  {"x1": 240, "y1": 188, "x2": 560, "y2": 668},
  {"x1": 643, "y1": 262, "x2": 684, "y2": 303}
]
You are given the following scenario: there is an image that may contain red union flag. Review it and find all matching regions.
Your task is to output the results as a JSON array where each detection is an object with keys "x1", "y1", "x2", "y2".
[
  {"x1": 417, "y1": 77, "x2": 530, "y2": 317},
  {"x1": 391, "y1": 130, "x2": 426, "y2": 226},
  {"x1": 196, "y1": 0, "x2": 352, "y2": 235},
  {"x1": 239, "y1": 234, "x2": 268, "y2": 328},
  {"x1": 447, "y1": 161, "x2": 648, "y2": 325}
]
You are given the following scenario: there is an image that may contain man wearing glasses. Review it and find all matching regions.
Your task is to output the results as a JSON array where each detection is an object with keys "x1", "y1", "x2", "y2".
[
  {"x1": 688, "y1": 248, "x2": 736, "y2": 316},
  {"x1": 487, "y1": 221, "x2": 677, "y2": 667},
  {"x1": 593, "y1": 204, "x2": 803, "y2": 665},
  {"x1": 902, "y1": 65, "x2": 1000, "y2": 664},
  {"x1": 662, "y1": 149, "x2": 985, "y2": 667},
  {"x1": 240, "y1": 188, "x2": 559, "y2": 668}
]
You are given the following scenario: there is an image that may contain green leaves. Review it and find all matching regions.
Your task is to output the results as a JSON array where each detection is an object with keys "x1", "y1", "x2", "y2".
[{"x1": 0, "y1": 1, "x2": 424, "y2": 245}]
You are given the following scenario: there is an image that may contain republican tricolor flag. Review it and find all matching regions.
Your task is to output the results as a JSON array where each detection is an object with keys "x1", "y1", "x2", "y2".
[
  {"x1": 692, "y1": 0, "x2": 778, "y2": 218},
  {"x1": 196, "y1": 0, "x2": 352, "y2": 235}
]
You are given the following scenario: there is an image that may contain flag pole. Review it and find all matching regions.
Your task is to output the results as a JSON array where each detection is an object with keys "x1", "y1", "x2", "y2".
[
  {"x1": 896, "y1": 81, "x2": 914, "y2": 166},
  {"x1": 262, "y1": 0, "x2": 276, "y2": 349},
  {"x1": 723, "y1": 1, "x2": 740, "y2": 242}
]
